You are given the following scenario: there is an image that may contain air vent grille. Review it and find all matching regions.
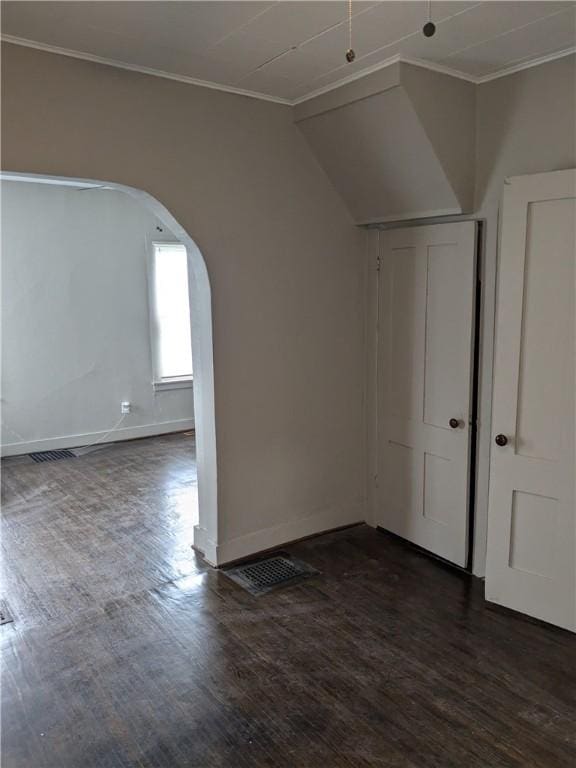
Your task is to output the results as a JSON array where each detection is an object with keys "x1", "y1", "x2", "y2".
[
  {"x1": 223, "y1": 555, "x2": 319, "y2": 595},
  {"x1": 30, "y1": 449, "x2": 76, "y2": 463}
]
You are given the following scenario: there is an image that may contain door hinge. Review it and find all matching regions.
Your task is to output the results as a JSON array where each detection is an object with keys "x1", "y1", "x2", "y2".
[{"x1": 376, "y1": 255, "x2": 381, "y2": 272}]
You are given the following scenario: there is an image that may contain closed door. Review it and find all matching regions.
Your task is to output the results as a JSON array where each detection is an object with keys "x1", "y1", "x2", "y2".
[
  {"x1": 486, "y1": 170, "x2": 576, "y2": 631},
  {"x1": 377, "y1": 222, "x2": 477, "y2": 567}
]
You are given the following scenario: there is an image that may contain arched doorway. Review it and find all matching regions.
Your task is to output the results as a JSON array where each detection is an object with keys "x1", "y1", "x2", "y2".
[{"x1": 0, "y1": 170, "x2": 218, "y2": 564}]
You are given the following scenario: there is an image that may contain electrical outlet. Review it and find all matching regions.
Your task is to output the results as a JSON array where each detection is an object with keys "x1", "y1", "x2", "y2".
[{"x1": 121, "y1": 401, "x2": 131, "y2": 415}]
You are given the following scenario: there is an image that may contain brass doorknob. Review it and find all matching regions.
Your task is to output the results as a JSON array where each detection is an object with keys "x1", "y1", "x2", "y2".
[
  {"x1": 495, "y1": 434, "x2": 508, "y2": 447},
  {"x1": 449, "y1": 418, "x2": 460, "y2": 429}
]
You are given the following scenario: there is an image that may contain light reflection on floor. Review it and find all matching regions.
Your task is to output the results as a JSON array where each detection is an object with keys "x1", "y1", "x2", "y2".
[
  {"x1": 1, "y1": 431, "x2": 201, "y2": 630},
  {"x1": 166, "y1": 483, "x2": 199, "y2": 579}
]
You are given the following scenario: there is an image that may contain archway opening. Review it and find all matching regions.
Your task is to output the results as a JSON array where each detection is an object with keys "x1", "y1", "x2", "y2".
[{"x1": 0, "y1": 171, "x2": 218, "y2": 565}]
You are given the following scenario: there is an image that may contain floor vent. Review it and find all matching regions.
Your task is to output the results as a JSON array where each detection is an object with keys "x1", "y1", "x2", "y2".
[
  {"x1": 30, "y1": 449, "x2": 76, "y2": 463},
  {"x1": 0, "y1": 601, "x2": 15, "y2": 626},
  {"x1": 223, "y1": 555, "x2": 319, "y2": 596}
]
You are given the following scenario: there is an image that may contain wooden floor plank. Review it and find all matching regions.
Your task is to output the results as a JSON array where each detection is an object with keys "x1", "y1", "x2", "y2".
[{"x1": 1, "y1": 433, "x2": 575, "y2": 767}]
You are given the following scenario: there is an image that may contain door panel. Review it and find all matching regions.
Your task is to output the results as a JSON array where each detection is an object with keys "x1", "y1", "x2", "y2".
[
  {"x1": 423, "y1": 452, "x2": 454, "y2": 525},
  {"x1": 388, "y1": 247, "x2": 422, "y2": 420},
  {"x1": 516, "y1": 199, "x2": 572, "y2": 463},
  {"x1": 377, "y1": 222, "x2": 477, "y2": 567},
  {"x1": 486, "y1": 169, "x2": 576, "y2": 631},
  {"x1": 423, "y1": 243, "x2": 471, "y2": 428},
  {"x1": 509, "y1": 491, "x2": 558, "y2": 578}
]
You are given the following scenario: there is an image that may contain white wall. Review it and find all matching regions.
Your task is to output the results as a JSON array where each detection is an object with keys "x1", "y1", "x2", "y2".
[
  {"x1": 2, "y1": 42, "x2": 572, "y2": 570},
  {"x1": 1, "y1": 181, "x2": 194, "y2": 455},
  {"x1": 1, "y1": 44, "x2": 366, "y2": 564}
]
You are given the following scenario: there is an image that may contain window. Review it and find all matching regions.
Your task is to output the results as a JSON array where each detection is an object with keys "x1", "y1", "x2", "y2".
[{"x1": 152, "y1": 243, "x2": 193, "y2": 388}]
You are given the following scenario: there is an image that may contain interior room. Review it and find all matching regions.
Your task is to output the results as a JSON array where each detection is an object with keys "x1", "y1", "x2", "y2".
[
  {"x1": 1, "y1": 181, "x2": 196, "y2": 457},
  {"x1": 0, "y1": 2, "x2": 575, "y2": 767}
]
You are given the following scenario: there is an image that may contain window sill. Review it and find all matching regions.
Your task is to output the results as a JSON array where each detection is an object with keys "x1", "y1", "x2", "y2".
[{"x1": 154, "y1": 377, "x2": 194, "y2": 392}]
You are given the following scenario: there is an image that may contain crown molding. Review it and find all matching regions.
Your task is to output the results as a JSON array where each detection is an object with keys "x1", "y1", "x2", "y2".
[
  {"x1": 400, "y1": 56, "x2": 479, "y2": 83},
  {"x1": 474, "y1": 46, "x2": 576, "y2": 84},
  {"x1": 291, "y1": 54, "x2": 402, "y2": 104},
  {"x1": 292, "y1": 47, "x2": 576, "y2": 104},
  {"x1": 291, "y1": 54, "x2": 477, "y2": 105},
  {"x1": 0, "y1": 34, "x2": 292, "y2": 106},
  {"x1": 2, "y1": 33, "x2": 575, "y2": 107}
]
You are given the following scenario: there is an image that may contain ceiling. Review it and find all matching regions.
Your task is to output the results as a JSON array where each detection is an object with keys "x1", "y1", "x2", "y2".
[{"x1": 2, "y1": 1, "x2": 575, "y2": 103}]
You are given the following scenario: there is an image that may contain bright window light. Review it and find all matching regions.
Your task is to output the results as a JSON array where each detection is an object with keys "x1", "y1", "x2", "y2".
[{"x1": 153, "y1": 243, "x2": 193, "y2": 379}]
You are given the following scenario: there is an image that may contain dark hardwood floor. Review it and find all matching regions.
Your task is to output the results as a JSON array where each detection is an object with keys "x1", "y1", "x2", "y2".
[{"x1": 1, "y1": 433, "x2": 575, "y2": 768}]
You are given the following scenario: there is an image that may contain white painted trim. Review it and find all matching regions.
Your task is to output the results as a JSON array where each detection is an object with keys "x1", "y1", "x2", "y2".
[
  {"x1": 0, "y1": 34, "x2": 291, "y2": 106},
  {"x1": 193, "y1": 525, "x2": 218, "y2": 566},
  {"x1": 293, "y1": 54, "x2": 405, "y2": 104},
  {"x1": 293, "y1": 49, "x2": 576, "y2": 104},
  {"x1": 358, "y1": 207, "x2": 464, "y2": 227},
  {"x1": 154, "y1": 377, "x2": 194, "y2": 392},
  {"x1": 399, "y1": 56, "x2": 480, "y2": 84},
  {"x1": 213, "y1": 503, "x2": 364, "y2": 566},
  {"x1": 474, "y1": 46, "x2": 576, "y2": 84},
  {"x1": 1, "y1": 418, "x2": 195, "y2": 457},
  {"x1": 0, "y1": 173, "x2": 105, "y2": 188},
  {"x1": 3, "y1": 33, "x2": 575, "y2": 107},
  {"x1": 292, "y1": 54, "x2": 478, "y2": 105}
]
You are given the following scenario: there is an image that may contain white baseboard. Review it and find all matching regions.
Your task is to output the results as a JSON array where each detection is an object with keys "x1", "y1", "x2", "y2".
[
  {"x1": 1, "y1": 418, "x2": 195, "y2": 457},
  {"x1": 213, "y1": 502, "x2": 364, "y2": 566},
  {"x1": 193, "y1": 524, "x2": 218, "y2": 566}
]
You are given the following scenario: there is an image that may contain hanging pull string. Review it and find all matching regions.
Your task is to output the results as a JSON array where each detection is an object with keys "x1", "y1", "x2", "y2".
[
  {"x1": 345, "y1": 0, "x2": 355, "y2": 62},
  {"x1": 349, "y1": 0, "x2": 353, "y2": 48},
  {"x1": 423, "y1": 0, "x2": 436, "y2": 37}
]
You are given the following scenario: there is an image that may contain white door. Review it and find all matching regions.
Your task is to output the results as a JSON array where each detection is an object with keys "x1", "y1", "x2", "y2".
[
  {"x1": 486, "y1": 170, "x2": 576, "y2": 632},
  {"x1": 377, "y1": 222, "x2": 477, "y2": 567}
]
